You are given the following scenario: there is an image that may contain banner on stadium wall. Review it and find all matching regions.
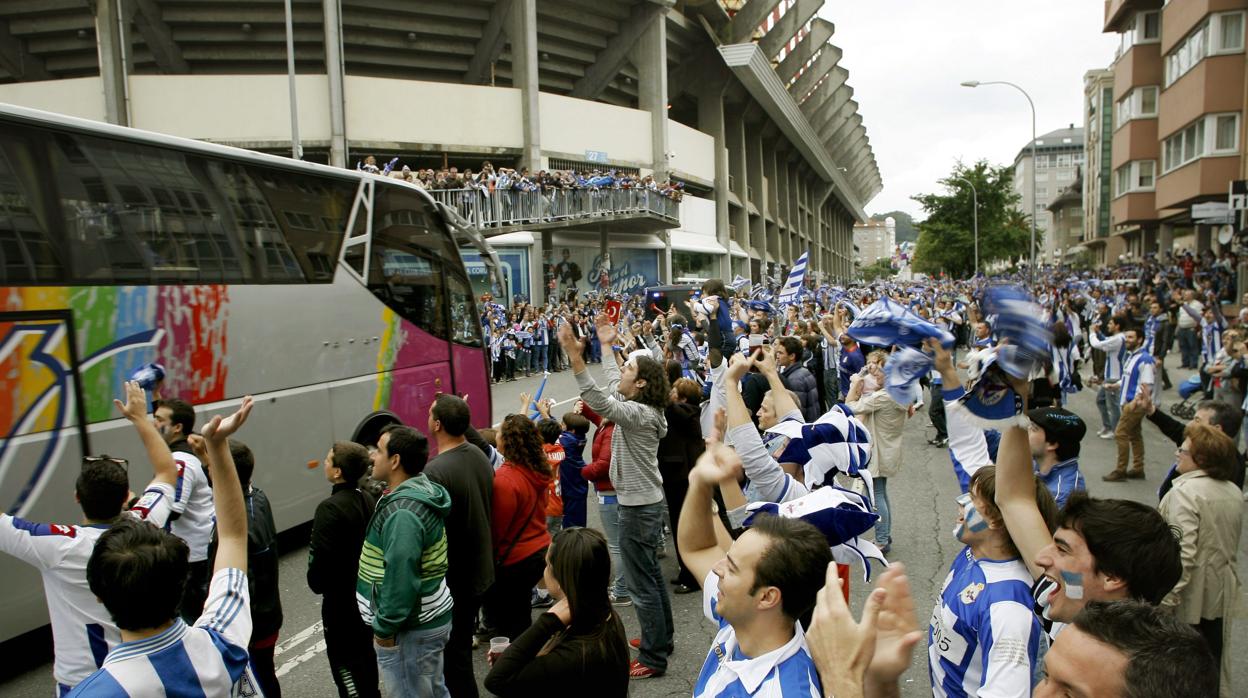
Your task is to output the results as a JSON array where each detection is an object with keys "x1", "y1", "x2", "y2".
[
  {"x1": 543, "y1": 246, "x2": 659, "y2": 298},
  {"x1": 460, "y1": 247, "x2": 530, "y2": 302}
]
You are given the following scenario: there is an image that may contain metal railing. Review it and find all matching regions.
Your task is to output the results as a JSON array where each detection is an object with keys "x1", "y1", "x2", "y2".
[{"x1": 428, "y1": 187, "x2": 679, "y2": 231}]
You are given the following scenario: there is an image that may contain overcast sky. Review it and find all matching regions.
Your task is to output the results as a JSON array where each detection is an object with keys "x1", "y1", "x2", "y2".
[{"x1": 816, "y1": 1, "x2": 1120, "y2": 220}]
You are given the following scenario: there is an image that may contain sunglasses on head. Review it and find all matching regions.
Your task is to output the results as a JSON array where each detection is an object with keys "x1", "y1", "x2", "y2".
[{"x1": 82, "y1": 455, "x2": 128, "y2": 469}]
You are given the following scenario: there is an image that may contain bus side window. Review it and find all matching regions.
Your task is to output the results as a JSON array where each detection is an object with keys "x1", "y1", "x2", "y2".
[
  {"x1": 447, "y1": 272, "x2": 482, "y2": 347},
  {"x1": 365, "y1": 184, "x2": 456, "y2": 341}
]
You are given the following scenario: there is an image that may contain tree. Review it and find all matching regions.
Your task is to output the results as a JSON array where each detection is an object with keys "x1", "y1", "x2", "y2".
[
  {"x1": 870, "y1": 210, "x2": 920, "y2": 243},
  {"x1": 860, "y1": 258, "x2": 895, "y2": 282},
  {"x1": 911, "y1": 160, "x2": 1033, "y2": 278}
]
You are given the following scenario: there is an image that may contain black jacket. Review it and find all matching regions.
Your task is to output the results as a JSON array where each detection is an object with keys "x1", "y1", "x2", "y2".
[
  {"x1": 484, "y1": 612, "x2": 629, "y2": 697},
  {"x1": 307, "y1": 483, "x2": 376, "y2": 603},
  {"x1": 780, "y1": 363, "x2": 821, "y2": 421},
  {"x1": 209, "y1": 486, "x2": 283, "y2": 640},
  {"x1": 658, "y1": 402, "x2": 704, "y2": 479}
]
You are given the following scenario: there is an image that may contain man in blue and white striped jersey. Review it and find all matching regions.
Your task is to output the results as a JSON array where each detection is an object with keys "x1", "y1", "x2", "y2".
[
  {"x1": 928, "y1": 466, "x2": 1058, "y2": 698},
  {"x1": 69, "y1": 397, "x2": 260, "y2": 697},
  {"x1": 677, "y1": 442, "x2": 832, "y2": 697},
  {"x1": 1107, "y1": 326, "x2": 1155, "y2": 482}
]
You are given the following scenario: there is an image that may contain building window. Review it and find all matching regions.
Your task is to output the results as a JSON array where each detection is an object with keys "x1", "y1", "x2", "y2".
[
  {"x1": 1056, "y1": 154, "x2": 1073, "y2": 167},
  {"x1": 1116, "y1": 86, "x2": 1160, "y2": 128},
  {"x1": 1119, "y1": 10, "x2": 1162, "y2": 57},
  {"x1": 1114, "y1": 160, "x2": 1157, "y2": 197},
  {"x1": 1165, "y1": 12, "x2": 1246, "y2": 87},
  {"x1": 1162, "y1": 113, "x2": 1239, "y2": 172}
]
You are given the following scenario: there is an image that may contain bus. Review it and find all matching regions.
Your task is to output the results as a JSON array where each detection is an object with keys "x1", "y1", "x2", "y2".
[{"x1": 0, "y1": 103, "x2": 495, "y2": 643}]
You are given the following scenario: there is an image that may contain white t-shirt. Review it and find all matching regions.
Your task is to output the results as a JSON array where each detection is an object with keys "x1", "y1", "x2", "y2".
[
  {"x1": 0, "y1": 482, "x2": 174, "y2": 688},
  {"x1": 168, "y1": 451, "x2": 214, "y2": 562}
]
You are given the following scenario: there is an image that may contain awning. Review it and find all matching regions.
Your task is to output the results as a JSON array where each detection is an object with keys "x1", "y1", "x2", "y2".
[
  {"x1": 550, "y1": 232, "x2": 666, "y2": 250},
  {"x1": 729, "y1": 240, "x2": 749, "y2": 258},
  {"x1": 670, "y1": 231, "x2": 728, "y2": 254},
  {"x1": 488, "y1": 231, "x2": 535, "y2": 246}
]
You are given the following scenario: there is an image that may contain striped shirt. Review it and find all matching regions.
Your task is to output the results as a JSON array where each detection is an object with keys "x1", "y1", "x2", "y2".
[
  {"x1": 929, "y1": 548, "x2": 1046, "y2": 698},
  {"x1": 0, "y1": 483, "x2": 174, "y2": 690},
  {"x1": 1119, "y1": 348, "x2": 1155, "y2": 406},
  {"x1": 68, "y1": 568, "x2": 260, "y2": 697},
  {"x1": 695, "y1": 572, "x2": 821, "y2": 697},
  {"x1": 1089, "y1": 332, "x2": 1125, "y2": 382}
]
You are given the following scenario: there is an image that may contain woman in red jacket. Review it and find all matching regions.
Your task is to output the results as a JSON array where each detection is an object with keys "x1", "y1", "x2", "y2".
[
  {"x1": 484, "y1": 415, "x2": 552, "y2": 641},
  {"x1": 579, "y1": 403, "x2": 630, "y2": 606}
]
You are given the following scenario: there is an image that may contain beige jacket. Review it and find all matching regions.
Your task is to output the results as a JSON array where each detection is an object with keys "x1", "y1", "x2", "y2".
[
  {"x1": 1158, "y1": 469, "x2": 1242, "y2": 624},
  {"x1": 846, "y1": 389, "x2": 909, "y2": 477}
]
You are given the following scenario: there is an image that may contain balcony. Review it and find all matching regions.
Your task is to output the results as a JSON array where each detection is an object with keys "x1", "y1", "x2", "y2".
[
  {"x1": 1110, "y1": 190, "x2": 1159, "y2": 226},
  {"x1": 1111, "y1": 119, "x2": 1160, "y2": 168},
  {"x1": 430, "y1": 187, "x2": 680, "y2": 237},
  {"x1": 1156, "y1": 155, "x2": 1241, "y2": 209},
  {"x1": 1113, "y1": 43, "x2": 1163, "y2": 100},
  {"x1": 1158, "y1": 54, "x2": 1246, "y2": 139}
]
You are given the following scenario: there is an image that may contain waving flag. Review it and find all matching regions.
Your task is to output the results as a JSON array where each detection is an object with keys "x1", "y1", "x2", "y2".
[
  {"x1": 743, "y1": 485, "x2": 886, "y2": 580},
  {"x1": 883, "y1": 346, "x2": 931, "y2": 406},
  {"x1": 777, "y1": 251, "x2": 809, "y2": 305},
  {"x1": 847, "y1": 297, "x2": 954, "y2": 348},
  {"x1": 730, "y1": 275, "x2": 752, "y2": 291}
]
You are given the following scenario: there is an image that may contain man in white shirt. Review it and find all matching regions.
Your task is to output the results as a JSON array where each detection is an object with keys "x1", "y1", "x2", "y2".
[
  {"x1": 0, "y1": 382, "x2": 177, "y2": 694},
  {"x1": 153, "y1": 398, "x2": 214, "y2": 620},
  {"x1": 1176, "y1": 289, "x2": 1204, "y2": 369},
  {"x1": 70, "y1": 396, "x2": 259, "y2": 697},
  {"x1": 677, "y1": 442, "x2": 832, "y2": 697}
]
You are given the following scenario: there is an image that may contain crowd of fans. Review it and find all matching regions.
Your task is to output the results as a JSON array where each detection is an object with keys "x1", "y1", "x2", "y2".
[
  {"x1": 4, "y1": 242, "x2": 1245, "y2": 697},
  {"x1": 356, "y1": 155, "x2": 686, "y2": 201}
]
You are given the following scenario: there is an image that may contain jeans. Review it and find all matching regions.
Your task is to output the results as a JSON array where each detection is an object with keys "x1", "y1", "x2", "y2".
[
  {"x1": 1114, "y1": 401, "x2": 1146, "y2": 474},
  {"x1": 597, "y1": 494, "x2": 630, "y2": 598},
  {"x1": 375, "y1": 623, "x2": 452, "y2": 698},
  {"x1": 873, "y1": 477, "x2": 891, "y2": 545},
  {"x1": 1096, "y1": 386, "x2": 1121, "y2": 432},
  {"x1": 618, "y1": 501, "x2": 674, "y2": 671},
  {"x1": 533, "y1": 344, "x2": 547, "y2": 373},
  {"x1": 1177, "y1": 327, "x2": 1200, "y2": 368}
]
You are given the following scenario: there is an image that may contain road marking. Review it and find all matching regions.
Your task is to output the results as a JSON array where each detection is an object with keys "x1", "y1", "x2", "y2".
[
  {"x1": 275, "y1": 621, "x2": 323, "y2": 656},
  {"x1": 275, "y1": 639, "x2": 327, "y2": 678}
]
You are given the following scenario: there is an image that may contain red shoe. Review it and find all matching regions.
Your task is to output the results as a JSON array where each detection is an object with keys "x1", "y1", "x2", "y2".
[
  {"x1": 629, "y1": 637, "x2": 640, "y2": 649},
  {"x1": 629, "y1": 659, "x2": 663, "y2": 679}
]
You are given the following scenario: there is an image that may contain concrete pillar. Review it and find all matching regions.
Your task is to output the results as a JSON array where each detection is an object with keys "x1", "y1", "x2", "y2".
[
  {"x1": 536, "y1": 230, "x2": 552, "y2": 304},
  {"x1": 633, "y1": 14, "x2": 669, "y2": 183},
  {"x1": 697, "y1": 80, "x2": 732, "y2": 281},
  {"x1": 727, "y1": 110, "x2": 750, "y2": 277},
  {"x1": 746, "y1": 126, "x2": 767, "y2": 264},
  {"x1": 323, "y1": 0, "x2": 347, "y2": 167},
  {"x1": 95, "y1": 0, "x2": 129, "y2": 126},
  {"x1": 511, "y1": 0, "x2": 542, "y2": 172},
  {"x1": 1153, "y1": 222, "x2": 1173, "y2": 258},
  {"x1": 1197, "y1": 224, "x2": 1212, "y2": 254}
]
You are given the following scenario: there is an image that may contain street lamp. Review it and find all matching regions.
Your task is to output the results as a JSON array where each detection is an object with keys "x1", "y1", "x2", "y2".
[
  {"x1": 961, "y1": 80, "x2": 1037, "y2": 283},
  {"x1": 952, "y1": 176, "x2": 979, "y2": 277}
]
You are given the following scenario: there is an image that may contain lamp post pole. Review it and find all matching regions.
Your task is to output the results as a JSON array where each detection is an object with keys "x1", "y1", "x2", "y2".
[
  {"x1": 960, "y1": 80, "x2": 1037, "y2": 283},
  {"x1": 953, "y1": 176, "x2": 979, "y2": 277}
]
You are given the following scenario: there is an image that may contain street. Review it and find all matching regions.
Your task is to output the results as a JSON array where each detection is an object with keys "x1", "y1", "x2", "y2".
[{"x1": 2, "y1": 357, "x2": 1246, "y2": 697}]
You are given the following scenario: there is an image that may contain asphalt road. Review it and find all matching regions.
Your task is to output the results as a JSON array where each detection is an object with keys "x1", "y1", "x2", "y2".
[{"x1": 2, "y1": 357, "x2": 1246, "y2": 697}]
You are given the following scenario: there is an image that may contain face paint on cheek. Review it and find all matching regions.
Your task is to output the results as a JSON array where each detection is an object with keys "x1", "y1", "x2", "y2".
[
  {"x1": 1059, "y1": 570, "x2": 1085, "y2": 600},
  {"x1": 964, "y1": 504, "x2": 989, "y2": 533}
]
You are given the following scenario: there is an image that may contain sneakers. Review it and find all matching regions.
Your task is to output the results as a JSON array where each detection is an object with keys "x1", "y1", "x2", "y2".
[
  {"x1": 629, "y1": 637, "x2": 641, "y2": 649},
  {"x1": 530, "y1": 590, "x2": 554, "y2": 609},
  {"x1": 1102, "y1": 470, "x2": 1127, "y2": 482},
  {"x1": 610, "y1": 593, "x2": 633, "y2": 607},
  {"x1": 928, "y1": 437, "x2": 948, "y2": 448},
  {"x1": 1126, "y1": 470, "x2": 1146, "y2": 480},
  {"x1": 628, "y1": 659, "x2": 663, "y2": 680},
  {"x1": 1098, "y1": 430, "x2": 1115, "y2": 440}
]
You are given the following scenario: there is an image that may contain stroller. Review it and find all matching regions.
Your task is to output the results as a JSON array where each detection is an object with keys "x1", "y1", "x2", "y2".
[{"x1": 1170, "y1": 375, "x2": 1204, "y2": 420}]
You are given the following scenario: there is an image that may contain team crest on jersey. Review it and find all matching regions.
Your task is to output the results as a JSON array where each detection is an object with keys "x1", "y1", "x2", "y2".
[
  {"x1": 48, "y1": 524, "x2": 76, "y2": 537},
  {"x1": 959, "y1": 582, "x2": 985, "y2": 604}
]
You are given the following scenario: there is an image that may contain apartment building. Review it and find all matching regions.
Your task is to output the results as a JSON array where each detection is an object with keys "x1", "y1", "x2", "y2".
[
  {"x1": 853, "y1": 216, "x2": 896, "y2": 265},
  {"x1": 1104, "y1": 0, "x2": 1246, "y2": 259},
  {"x1": 1012, "y1": 126, "x2": 1085, "y2": 265}
]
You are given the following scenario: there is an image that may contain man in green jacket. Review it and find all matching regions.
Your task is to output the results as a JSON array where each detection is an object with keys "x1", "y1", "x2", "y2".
[{"x1": 357, "y1": 424, "x2": 454, "y2": 697}]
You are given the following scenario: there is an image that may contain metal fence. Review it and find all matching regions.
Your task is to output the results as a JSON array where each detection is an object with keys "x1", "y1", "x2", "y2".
[{"x1": 428, "y1": 187, "x2": 679, "y2": 230}]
